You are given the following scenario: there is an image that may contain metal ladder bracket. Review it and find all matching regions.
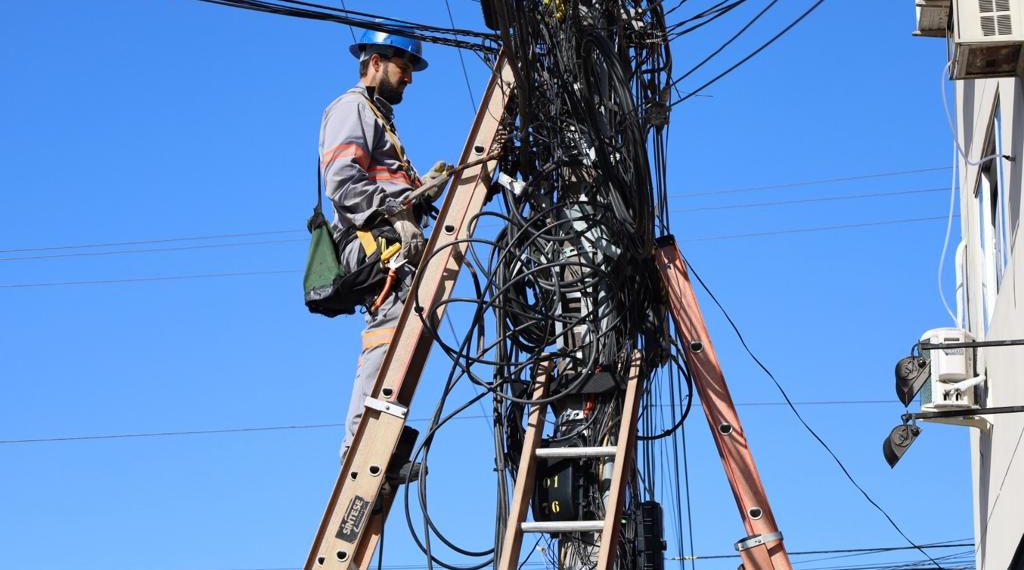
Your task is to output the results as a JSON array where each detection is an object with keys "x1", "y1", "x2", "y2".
[
  {"x1": 363, "y1": 397, "x2": 407, "y2": 419},
  {"x1": 736, "y1": 532, "x2": 784, "y2": 551}
]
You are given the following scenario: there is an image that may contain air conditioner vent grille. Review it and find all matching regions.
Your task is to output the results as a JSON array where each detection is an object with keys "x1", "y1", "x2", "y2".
[
  {"x1": 983, "y1": 15, "x2": 998, "y2": 34},
  {"x1": 978, "y1": 0, "x2": 1015, "y2": 37},
  {"x1": 999, "y1": 14, "x2": 1014, "y2": 34}
]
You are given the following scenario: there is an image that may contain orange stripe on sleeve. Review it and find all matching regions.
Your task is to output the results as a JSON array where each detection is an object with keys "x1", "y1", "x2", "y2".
[{"x1": 321, "y1": 143, "x2": 370, "y2": 171}]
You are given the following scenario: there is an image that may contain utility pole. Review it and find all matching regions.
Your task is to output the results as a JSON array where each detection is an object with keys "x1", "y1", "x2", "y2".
[{"x1": 306, "y1": 3, "x2": 792, "y2": 569}]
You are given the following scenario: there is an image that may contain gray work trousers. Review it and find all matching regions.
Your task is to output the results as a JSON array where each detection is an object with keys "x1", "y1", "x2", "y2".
[{"x1": 338, "y1": 236, "x2": 414, "y2": 459}]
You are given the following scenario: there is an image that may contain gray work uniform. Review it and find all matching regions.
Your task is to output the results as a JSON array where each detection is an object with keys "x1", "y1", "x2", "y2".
[{"x1": 318, "y1": 83, "x2": 420, "y2": 457}]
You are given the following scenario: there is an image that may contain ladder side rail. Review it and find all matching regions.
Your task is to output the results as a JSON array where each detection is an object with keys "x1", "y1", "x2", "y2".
[
  {"x1": 595, "y1": 352, "x2": 643, "y2": 570},
  {"x1": 496, "y1": 363, "x2": 552, "y2": 570},
  {"x1": 654, "y1": 236, "x2": 792, "y2": 570},
  {"x1": 350, "y1": 489, "x2": 395, "y2": 570},
  {"x1": 348, "y1": 55, "x2": 518, "y2": 570},
  {"x1": 377, "y1": 55, "x2": 515, "y2": 408},
  {"x1": 304, "y1": 56, "x2": 516, "y2": 570}
]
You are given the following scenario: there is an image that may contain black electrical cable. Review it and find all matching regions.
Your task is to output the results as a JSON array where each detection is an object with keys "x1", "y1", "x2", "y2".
[
  {"x1": 196, "y1": 0, "x2": 500, "y2": 53},
  {"x1": 0, "y1": 237, "x2": 305, "y2": 262},
  {"x1": 667, "y1": 0, "x2": 748, "y2": 38},
  {"x1": 337, "y1": 0, "x2": 357, "y2": 43},
  {"x1": 671, "y1": 0, "x2": 827, "y2": 107},
  {"x1": 638, "y1": 351, "x2": 693, "y2": 440},
  {"x1": 442, "y1": 0, "x2": 478, "y2": 111},
  {"x1": 669, "y1": 0, "x2": 780, "y2": 87},
  {"x1": 681, "y1": 255, "x2": 943, "y2": 569},
  {"x1": 0, "y1": 228, "x2": 304, "y2": 253}
]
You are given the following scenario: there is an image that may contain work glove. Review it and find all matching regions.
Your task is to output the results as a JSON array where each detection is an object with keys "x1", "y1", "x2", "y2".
[
  {"x1": 418, "y1": 161, "x2": 455, "y2": 203},
  {"x1": 386, "y1": 207, "x2": 425, "y2": 265}
]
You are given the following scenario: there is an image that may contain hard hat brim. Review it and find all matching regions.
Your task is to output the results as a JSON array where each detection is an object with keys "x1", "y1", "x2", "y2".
[{"x1": 349, "y1": 44, "x2": 429, "y2": 72}]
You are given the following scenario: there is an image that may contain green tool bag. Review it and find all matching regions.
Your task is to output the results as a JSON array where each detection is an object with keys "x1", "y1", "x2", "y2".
[{"x1": 303, "y1": 160, "x2": 398, "y2": 317}]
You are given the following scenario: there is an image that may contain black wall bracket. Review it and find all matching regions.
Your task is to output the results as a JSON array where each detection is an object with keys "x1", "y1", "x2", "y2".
[{"x1": 903, "y1": 405, "x2": 1024, "y2": 423}]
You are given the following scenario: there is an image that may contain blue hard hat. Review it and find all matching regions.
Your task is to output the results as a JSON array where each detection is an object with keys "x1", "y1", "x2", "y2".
[{"x1": 350, "y1": 29, "x2": 428, "y2": 72}]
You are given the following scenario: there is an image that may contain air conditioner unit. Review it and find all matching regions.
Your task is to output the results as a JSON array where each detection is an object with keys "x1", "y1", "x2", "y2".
[
  {"x1": 918, "y1": 327, "x2": 981, "y2": 411},
  {"x1": 915, "y1": 0, "x2": 952, "y2": 38},
  {"x1": 950, "y1": 0, "x2": 1024, "y2": 79}
]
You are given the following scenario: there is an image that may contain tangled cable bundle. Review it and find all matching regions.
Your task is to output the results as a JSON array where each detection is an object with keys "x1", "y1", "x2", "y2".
[{"x1": 401, "y1": 2, "x2": 695, "y2": 568}]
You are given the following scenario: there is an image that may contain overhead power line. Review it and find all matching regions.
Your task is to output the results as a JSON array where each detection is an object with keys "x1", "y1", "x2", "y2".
[
  {"x1": 0, "y1": 238, "x2": 305, "y2": 262},
  {"x1": 0, "y1": 269, "x2": 299, "y2": 289},
  {"x1": 794, "y1": 549, "x2": 973, "y2": 570},
  {"x1": 670, "y1": 0, "x2": 780, "y2": 86},
  {"x1": 668, "y1": 0, "x2": 749, "y2": 38},
  {"x1": 196, "y1": 0, "x2": 500, "y2": 53},
  {"x1": 95, "y1": 543, "x2": 975, "y2": 570},
  {"x1": 0, "y1": 229, "x2": 303, "y2": 254},
  {"x1": 681, "y1": 215, "x2": 955, "y2": 243},
  {"x1": 674, "y1": 543, "x2": 975, "y2": 561},
  {"x1": 682, "y1": 257, "x2": 943, "y2": 568},
  {"x1": 672, "y1": 187, "x2": 948, "y2": 213},
  {"x1": 0, "y1": 400, "x2": 894, "y2": 445},
  {"x1": 672, "y1": 0, "x2": 828, "y2": 106},
  {"x1": 0, "y1": 201, "x2": 945, "y2": 263},
  {"x1": 442, "y1": 0, "x2": 478, "y2": 111},
  {"x1": 0, "y1": 165, "x2": 950, "y2": 256},
  {"x1": 0, "y1": 423, "x2": 344, "y2": 444},
  {"x1": 337, "y1": 0, "x2": 357, "y2": 43},
  {"x1": 0, "y1": 216, "x2": 955, "y2": 286},
  {"x1": 672, "y1": 166, "x2": 952, "y2": 198}
]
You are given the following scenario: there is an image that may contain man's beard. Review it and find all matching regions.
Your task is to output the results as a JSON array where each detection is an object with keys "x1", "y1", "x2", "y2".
[{"x1": 376, "y1": 74, "x2": 405, "y2": 105}]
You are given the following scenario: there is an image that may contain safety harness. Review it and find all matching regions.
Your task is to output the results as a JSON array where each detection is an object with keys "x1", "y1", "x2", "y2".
[
  {"x1": 360, "y1": 92, "x2": 421, "y2": 187},
  {"x1": 303, "y1": 92, "x2": 421, "y2": 318}
]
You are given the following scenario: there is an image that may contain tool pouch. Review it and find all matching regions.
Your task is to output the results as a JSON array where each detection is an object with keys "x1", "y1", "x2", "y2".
[
  {"x1": 303, "y1": 159, "x2": 400, "y2": 317},
  {"x1": 303, "y1": 212, "x2": 402, "y2": 317}
]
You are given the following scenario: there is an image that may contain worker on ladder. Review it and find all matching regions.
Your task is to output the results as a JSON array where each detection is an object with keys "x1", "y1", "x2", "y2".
[{"x1": 319, "y1": 29, "x2": 452, "y2": 459}]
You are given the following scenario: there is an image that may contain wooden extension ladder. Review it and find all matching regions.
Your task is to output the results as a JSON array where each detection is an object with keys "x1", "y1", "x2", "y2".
[
  {"x1": 655, "y1": 236, "x2": 792, "y2": 570},
  {"x1": 496, "y1": 352, "x2": 644, "y2": 570},
  {"x1": 303, "y1": 57, "x2": 515, "y2": 570},
  {"x1": 302, "y1": 54, "x2": 792, "y2": 570}
]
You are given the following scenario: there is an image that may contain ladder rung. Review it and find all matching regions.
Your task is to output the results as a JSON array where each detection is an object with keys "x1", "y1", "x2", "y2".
[
  {"x1": 535, "y1": 446, "x2": 617, "y2": 458},
  {"x1": 521, "y1": 521, "x2": 604, "y2": 533}
]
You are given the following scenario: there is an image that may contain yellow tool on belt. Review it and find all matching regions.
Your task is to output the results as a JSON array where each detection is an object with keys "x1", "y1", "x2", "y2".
[
  {"x1": 354, "y1": 229, "x2": 404, "y2": 313},
  {"x1": 355, "y1": 230, "x2": 402, "y2": 268}
]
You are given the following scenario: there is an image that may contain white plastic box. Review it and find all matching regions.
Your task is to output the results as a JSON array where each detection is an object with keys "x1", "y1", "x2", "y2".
[{"x1": 919, "y1": 327, "x2": 978, "y2": 410}]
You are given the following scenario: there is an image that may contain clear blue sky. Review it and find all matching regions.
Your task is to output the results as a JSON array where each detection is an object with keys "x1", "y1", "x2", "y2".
[{"x1": 0, "y1": 2, "x2": 972, "y2": 570}]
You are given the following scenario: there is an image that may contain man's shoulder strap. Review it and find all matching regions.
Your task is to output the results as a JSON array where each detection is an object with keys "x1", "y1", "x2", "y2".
[{"x1": 357, "y1": 93, "x2": 416, "y2": 181}]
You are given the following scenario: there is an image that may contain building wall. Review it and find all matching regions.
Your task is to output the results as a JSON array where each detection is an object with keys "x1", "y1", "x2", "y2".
[{"x1": 955, "y1": 75, "x2": 1024, "y2": 570}]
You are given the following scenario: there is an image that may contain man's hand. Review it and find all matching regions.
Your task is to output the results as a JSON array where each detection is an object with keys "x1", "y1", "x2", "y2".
[
  {"x1": 386, "y1": 207, "x2": 424, "y2": 265},
  {"x1": 418, "y1": 161, "x2": 454, "y2": 202}
]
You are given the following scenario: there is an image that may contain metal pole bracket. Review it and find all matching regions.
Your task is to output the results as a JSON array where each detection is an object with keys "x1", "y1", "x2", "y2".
[{"x1": 363, "y1": 398, "x2": 407, "y2": 419}]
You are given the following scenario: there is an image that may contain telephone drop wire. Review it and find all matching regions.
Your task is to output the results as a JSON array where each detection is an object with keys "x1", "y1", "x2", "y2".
[
  {"x1": 681, "y1": 256, "x2": 942, "y2": 568},
  {"x1": 671, "y1": 0, "x2": 827, "y2": 106},
  {"x1": 671, "y1": 166, "x2": 951, "y2": 198},
  {"x1": 0, "y1": 229, "x2": 303, "y2": 254},
  {"x1": 669, "y1": 0, "x2": 779, "y2": 87},
  {"x1": 442, "y1": 0, "x2": 478, "y2": 111}
]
